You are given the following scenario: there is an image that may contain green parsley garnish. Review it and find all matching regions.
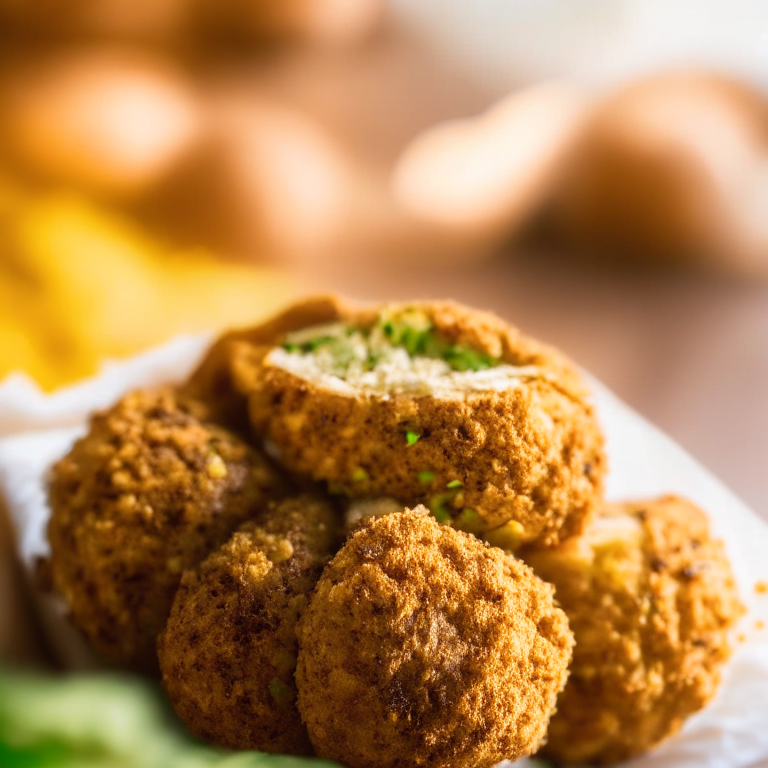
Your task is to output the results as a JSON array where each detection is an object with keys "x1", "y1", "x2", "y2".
[
  {"x1": 429, "y1": 493, "x2": 455, "y2": 524},
  {"x1": 442, "y1": 345, "x2": 496, "y2": 372},
  {"x1": 269, "y1": 678, "x2": 295, "y2": 704},
  {"x1": 484, "y1": 520, "x2": 526, "y2": 552},
  {"x1": 418, "y1": 470, "x2": 435, "y2": 483},
  {"x1": 455, "y1": 508, "x2": 483, "y2": 534},
  {"x1": 406, "y1": 431, "x2": 420, "y2": 446},
  {"x1": 446, "y1": 479, "x2": 463, "y2": 489},
  {"x1": 281, "y1": 337, "x2": 333, "y2": 353},
  {"x1": 280, "y1": 310, "x2": 502, "y2": 381},
  {"x1": 379, "y1": 310, "x2": 434, "y2": 356}
]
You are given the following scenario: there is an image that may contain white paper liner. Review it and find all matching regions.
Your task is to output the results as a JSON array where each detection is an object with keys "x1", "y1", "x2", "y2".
[{"x1": 1, "y1": 335, "x2": 767, "y2": 767}]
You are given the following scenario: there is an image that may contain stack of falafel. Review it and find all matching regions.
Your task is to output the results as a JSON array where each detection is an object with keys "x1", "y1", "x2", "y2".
[{"x1": 46, "y1": 296, "x2": 744, "y2": 767}]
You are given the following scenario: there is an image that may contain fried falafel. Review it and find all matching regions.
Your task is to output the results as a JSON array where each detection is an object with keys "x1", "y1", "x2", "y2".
[
  {"x1": 295, "y1": 507, "x2": 574, "y2": 768},
  {"x1": 182, "y1": 296, "x2": 347, "y2": 430},
  {"x1": 523, "y1": 495, "x2": 745, "y2": 764},
  {"x1": 158, "y1": 494, "x2": 343, "y2": 754},
  {"x1": 214, "y1": 296, "x2": 604, "y2": 547},
  {"x1": 47, "y1": 387, "x2": 285, "y2": 670}
]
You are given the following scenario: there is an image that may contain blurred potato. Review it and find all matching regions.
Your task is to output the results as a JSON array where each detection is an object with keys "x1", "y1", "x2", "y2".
[
  {"x1": 551, "y1": 72, "x2": 768, "y2": 276},
  {"x1": 0, "y1": 49, "x2": 204, "y2": 200},
  {"x1": 142, "y1": 94, "x2": 352, "y2": 264},
  {"x1": 392, "y1": 82, "x2": 591, "y2": 253}
]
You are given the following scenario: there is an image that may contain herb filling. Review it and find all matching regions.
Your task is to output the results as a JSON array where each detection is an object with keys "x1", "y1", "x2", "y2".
[{"x1": 268, "y1": 310, "x2": 542, "y2": 397}]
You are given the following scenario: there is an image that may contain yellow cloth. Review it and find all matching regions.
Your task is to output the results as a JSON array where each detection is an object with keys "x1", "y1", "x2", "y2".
[{"x1": 0, "y1": 185, "x2": 296, "y2": 390}]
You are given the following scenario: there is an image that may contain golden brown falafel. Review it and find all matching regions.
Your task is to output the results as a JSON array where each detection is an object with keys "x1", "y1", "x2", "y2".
[
  {"x1": 47, "y1": 387, "x2": 285, "y2": 670},
  {"x1": 296, "y1": 507, "x2": 574, "y2": 768},
  {"x1": 211, "y1": 296, "x2": 604, "y2": 547},
  {"x1": 182, "y1": 296, "x2": 346, "y2": 430},
  {"x1": 523, "y1": 495, "x2": 745, "y2": 764},
  {"x1": 158, "y1": 494, "x2": 343, "y2": 754}
]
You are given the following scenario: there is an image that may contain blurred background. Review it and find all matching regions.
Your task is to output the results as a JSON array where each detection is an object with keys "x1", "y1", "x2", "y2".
[
  {"x1": 1, "y1": 5, "x2": 767, "y2": 532},
  {"x1": 1, "y1": 2, "x2": 768, "y2": 759}
]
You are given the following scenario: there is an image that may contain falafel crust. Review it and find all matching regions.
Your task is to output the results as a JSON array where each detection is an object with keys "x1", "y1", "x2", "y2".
[
  {"x1": 158, "y1": 495, "x2": 343, "y2": 754},
  {"x1": 524, "y1": 495, "x2": 745, "y2": 764},
  {"x1": 296, "y1": 507, "x2": 574, "y2": 768},
  {"x1": 47, "y1": 387, "x2": 285, "y2": 670},
  {"x1": 224, "y1": 296, "x2": 605, "y2": 547}
]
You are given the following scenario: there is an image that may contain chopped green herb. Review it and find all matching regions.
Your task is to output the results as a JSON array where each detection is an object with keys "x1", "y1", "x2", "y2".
[
  {"x1": 351, "y1": 467, "x2": 368, "y2": 482},
  {"x1": 407, "y1": 328, "x2": 431, "y2": 356},
  {"x1": 484, "y1": 520, "x2": 526, "y2": 552},
  {"x1": 455, "y1": 508, "x2": 483, "y2": 534},
  {"x1": 269, "y1": 678, "x2": 295, "y2": 704},
  {"x1": 418, "y1": 470, "x2": 435, "y2": 484},
  {"x1": 278, "y1": 312, "x2": 503, "y2": 387},
  {"x1": 443, "y1": 345, "x2": 497, "y2": 372},
  {"x1": 376, "y1": 309, "x2": 435, "y2": 357},
  {"x1": 446, "y1": 479, "x2": 463, "y2": 489},
  {"x1": 406, "y1": 431, "x2": 420, "y2": 446},
  {"x1": 306, "y1": 335, "x2": 335, "y2": 351},
  {"x1": 429, "y1": 493, "x2": 454, "y2": 524},
  {"x1": 380, "y1": 322, "x2": 431, "y2": 356}
]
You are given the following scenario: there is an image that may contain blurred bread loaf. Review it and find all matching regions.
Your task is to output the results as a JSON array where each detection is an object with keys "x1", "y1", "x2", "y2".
[
  {"x1": 392, "y1": 82, "x2": 591, "y2": 256},
  {"x1": 550, "y1": 72, "x2": 768, "y2": 277}
]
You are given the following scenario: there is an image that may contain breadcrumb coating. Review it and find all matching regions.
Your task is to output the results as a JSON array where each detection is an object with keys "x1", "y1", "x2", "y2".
[
  {"x1": 158, "y1": 495, "x2": 343, "y2": 753},
  {"x1": 182, "y1": 296, "x2": 347, "y2": 430},
  {"x1": 47, "y1": 387, "x2": 285, "y2": 670},
  {"x1": 524, "y1": 495, "x2": 745, "y2": 764},
  {"x1": 296, "y1": 508, "x2": 574, "y2": 768},
  {"x1": 216, "y1": 296, "x2": 605, "y2": 547}
]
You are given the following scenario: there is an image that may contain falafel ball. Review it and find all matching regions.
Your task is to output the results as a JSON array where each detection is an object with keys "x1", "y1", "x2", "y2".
[
  {"x1": 296, "y1": 507, "x2": 574, "y2": 768},
  {"x1": 158, "y1": 494, "x2": 343, "y2": 754},
  {"x1": 48, "y1": 387, "x2": 285, "y2": 670},
  {"x1": 523, "y1": 495, "x2": 745, "y2": 764},
  {"x1": 224, "y1": 296, "x2": 604, "y2": 547},
  {"x1": 182, "y1": 295, "x2": 347, "y2": 430}
]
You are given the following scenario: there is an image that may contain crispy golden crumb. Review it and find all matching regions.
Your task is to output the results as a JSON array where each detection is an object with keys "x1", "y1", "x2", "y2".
[
  {"x1": 523, "y1": 495, "x2": 745, "y2": 765},
  {"x1": 182, "y1": 296, "x2": 346, "y2": 430},
  {"x1": 214, "y1": 296, "x2": 605, "y2": 547},
  {"x1": 47, "y1": 387, "x2": 286, "y2": 670},
  {"x1": 296, "y1": 508, "x2": 574, "y2": 768},
  {"x1": 158, "y1": 495, "x2": 343, "y2": 754}
]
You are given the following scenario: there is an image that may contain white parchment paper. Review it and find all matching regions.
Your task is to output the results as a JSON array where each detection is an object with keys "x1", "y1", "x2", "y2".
[{"x1": 0, "y1": 337, "x2": 767, "y2": 768}]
